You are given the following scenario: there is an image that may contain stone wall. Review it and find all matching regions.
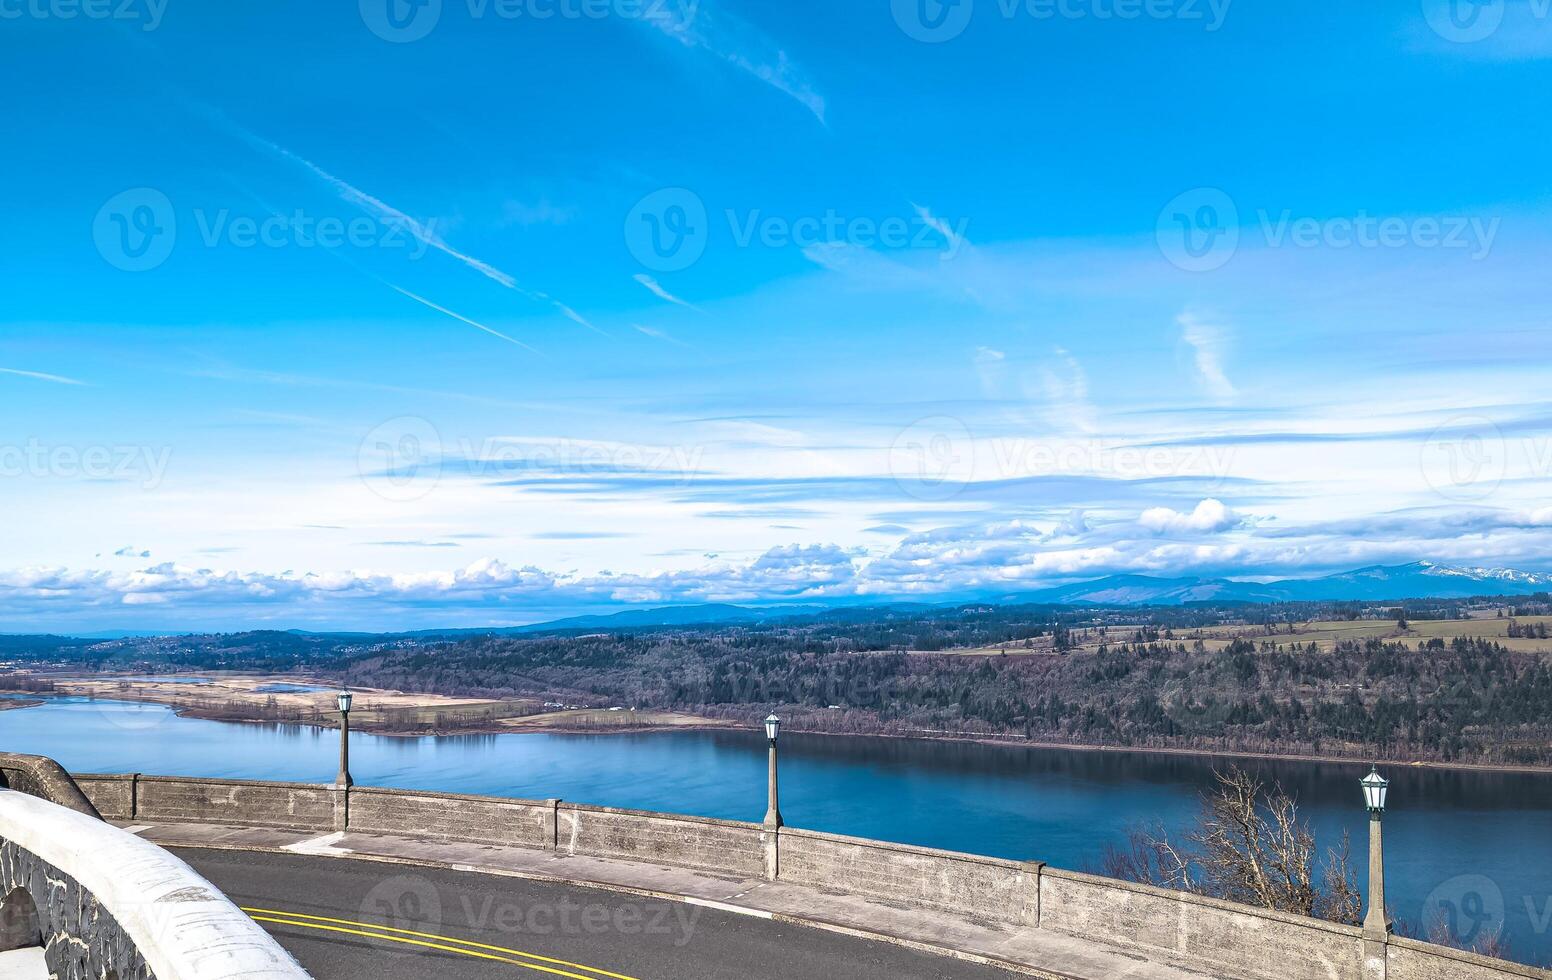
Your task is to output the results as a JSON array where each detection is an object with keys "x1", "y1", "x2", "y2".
[
  {"x1": 0, "y1": 754, "x2": 101, "y2": 818},
  {"x1": 73, "y1": 772, "x2": 135, "y2": 820},
  {"x1": 349, "y1": 786, "x2": 553, "y2": 847},
  {"x1": 777, "y1": 827, "x2": 1033, "y2": 926},
  {"x1": 136, "y1": 776, "x2": 335, "y2": 830},
  {"x1": 1, "y1": 838, "x2": 152, "y2": 980},
  {"x1": 557, "y1": 803, "x2": 767, "y2": 878},
  {"x1": 1386, "y1": 936, "x2": 1551, "y2": 980},
  {"x1": 0, "y1": 788, "x2": 310, "y2": 980},
  {"x1": 68, "y1": 772, "x2": 1552, "y2": 980},
  {"x1": 1040, "y1": 866, "x2": 1362, "y2": 980}
]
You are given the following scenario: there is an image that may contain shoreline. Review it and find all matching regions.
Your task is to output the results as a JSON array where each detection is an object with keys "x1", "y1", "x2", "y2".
[{"x1": 10, "y1": 688, "x2": 1551, "y2": 776}]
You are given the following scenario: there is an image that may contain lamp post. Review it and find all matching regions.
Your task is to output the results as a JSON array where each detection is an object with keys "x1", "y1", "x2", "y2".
[
  {"x1": 1361, "y1": 766, "x2": 1390, "y2": 940},
  {"x1": 763, "y1": 713, "x2": 782, "y2": 828},
  {"x1": 336, "y1": 689, "x2": 354, "y2": 789}
]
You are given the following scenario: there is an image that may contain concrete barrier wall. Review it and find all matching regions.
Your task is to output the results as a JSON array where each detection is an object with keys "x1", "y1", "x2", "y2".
[
  {"x1": 1386, "y1": 936, "x2": 1550, "y2": 980},
  {"x1": 136, "y1": 776, "x2": 335, "y2": 830},
  {"x1": 1040, "y1": 867, "x2": 1363, "y2": 980},
  {"x1": 349, "y1": 786, "x2": 553, "y2": 848},
  {"x1": 66, "y1": 771, "x2": 1550, "y2": 980},
  {"x1": 73, "y1": 773, "x2": 135, "y2": 819},
  {"x1": 778, "y1": 827, "x2": 1032, "y2": 925},
  {"x1": 558, "y1": 803, "x2": 767, "y2": 878}
]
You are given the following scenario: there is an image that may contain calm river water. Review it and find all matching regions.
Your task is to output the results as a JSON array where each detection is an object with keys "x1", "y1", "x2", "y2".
[{"x1": 3, "y1": 694, "x2": 1549, "y2": 965}]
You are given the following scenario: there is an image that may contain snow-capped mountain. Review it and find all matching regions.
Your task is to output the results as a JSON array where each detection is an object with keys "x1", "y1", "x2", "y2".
[{"x1": 1012, "y1": 561, "x2": 1552, "y2": 606}]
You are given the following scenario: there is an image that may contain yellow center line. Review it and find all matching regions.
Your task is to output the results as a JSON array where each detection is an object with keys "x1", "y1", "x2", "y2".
[{"x1": 242, "y1": 907, "x2": 644, "y2": 980}]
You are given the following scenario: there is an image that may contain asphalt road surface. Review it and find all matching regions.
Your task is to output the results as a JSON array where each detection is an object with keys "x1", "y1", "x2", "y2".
[{"x1": 177, "y1": 848, "x2": 1018, "y2": 980}]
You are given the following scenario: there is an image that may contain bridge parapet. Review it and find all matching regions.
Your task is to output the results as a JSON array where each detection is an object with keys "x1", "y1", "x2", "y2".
[
  {"x1": 70, "y1": 771, "x2": 1551, "y2": 980},
  {"x1": 0, "y1": 788, "x2": 310, "y2": 980}
]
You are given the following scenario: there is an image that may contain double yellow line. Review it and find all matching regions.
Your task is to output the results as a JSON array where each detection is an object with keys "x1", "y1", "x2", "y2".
[{"x1": 242, "y1": 907, "x2": 643, "y2": 980}]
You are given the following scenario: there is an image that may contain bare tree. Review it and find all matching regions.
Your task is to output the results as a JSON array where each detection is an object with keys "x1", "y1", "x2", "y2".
[{"x1": 1102, "y1": 768, "x2": 1361, "y2": 925}]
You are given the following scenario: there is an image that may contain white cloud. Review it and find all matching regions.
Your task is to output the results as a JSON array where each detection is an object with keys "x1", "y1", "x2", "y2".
[
  {"x1": 1139, "y1": 498, "x2": 1244, "y2": 535},
  {"x1": 911, "y1": 203, "x2": 970, "y2": 257},
  {"x1": 633, "y1": 273, "x2": 700, "y2": 309},
  {"x1": 643, "y1": 3, "x2": 826, "y2": 123},
  {"x1": 388, "y1": 285, "x2": 541, "y2": 354},
  {"x1": 632, "y1": 323, "x2": 693, "y2": 348},
  {"x1": 232, "y1": 124, "x2": 600, "y2": 333},
  {"x1": 1037, "y1": 347, "x2": 1096, "y2": 432},
  {"x1": 113, "y1": 546, "x2": 151, "y2": 558},
  {"x1": 0, "y1": 367, "x2": 87, "y2": 386},
  {"x1": 1178, "y1": 312, "x2": 1237, "y2": 400}
]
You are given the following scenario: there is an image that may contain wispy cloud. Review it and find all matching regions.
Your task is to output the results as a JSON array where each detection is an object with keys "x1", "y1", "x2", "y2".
[
  {"x1": 225, "y1": 121, "x2": 602, "y2": 334},
  {"x1": 633, "y1": 323, "x2": 694, "y2": 349},
  {"x1": 389, "y1": 284, "x2": 542, "y2": 354},
  {"x1": 644, "y1": 3, "x2": 826, "y2": 123},
  {"x1": 911, "y1": 203, "x2": 970, "y2": 256},
  {"x1": 257, "y1": 136, "x2": 518, "y2": 288},
  {"x1": 1178, "y1": 312, "x2": 1237, "y2": 400},
  {"x1": 0, "y1": 367, "x2": 87, "y2": 386},
  {"x1": 633, "y1": 273, "x2": 700, "y2": 310},
  {"x1": 1039, "y1": 347, "x2": 1097, "y2": 433}
]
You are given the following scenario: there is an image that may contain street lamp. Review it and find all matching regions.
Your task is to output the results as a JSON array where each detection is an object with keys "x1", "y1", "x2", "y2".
[
  {"x1": 1361, "y1": 766, "x2": 1390, "y2": 939},
  {"x1": 336, "y1": 689, "x2": 354, "y2": 788},
  {"x1": 763, "y1": 713, "x2": 782, "y2": 828}
]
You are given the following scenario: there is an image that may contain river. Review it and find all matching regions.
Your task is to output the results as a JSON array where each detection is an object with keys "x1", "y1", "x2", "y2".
[{"x1": 3, "y1": 694, "x2": 1548, "y2": 965}]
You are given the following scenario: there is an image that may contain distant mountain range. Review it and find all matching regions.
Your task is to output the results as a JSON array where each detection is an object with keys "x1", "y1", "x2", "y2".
[
  {"x1": 20, "y1": 561, "x2": 1549, "y2": 640},
  {"x1": 502, "y1": 560, "x2": 1552, "y2": 633},
  {"x1": 1004, "y1": 560, "x2": 1552, "y2": 606}
]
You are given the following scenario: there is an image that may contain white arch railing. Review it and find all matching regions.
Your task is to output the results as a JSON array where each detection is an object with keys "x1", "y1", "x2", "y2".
[{"x1": 0, "y1": 789, "x2": 310, "y2": 980}]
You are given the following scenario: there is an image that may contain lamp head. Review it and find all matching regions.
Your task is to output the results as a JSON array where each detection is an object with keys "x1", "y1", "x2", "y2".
[
  {"x1": 764, "y1": 713, "x2": 780, "y2": 742},
  {"x1": 1361, "y1": 765, "x2": 1388, "y2": 813},
  {"x1": 337, "y1": 689, "x2": 353, "y2": 714}
]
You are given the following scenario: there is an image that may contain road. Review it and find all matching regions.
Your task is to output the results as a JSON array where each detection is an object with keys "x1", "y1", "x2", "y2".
[{"x1": 176, "y1": 848, "x2": 1019, "y2": 980}]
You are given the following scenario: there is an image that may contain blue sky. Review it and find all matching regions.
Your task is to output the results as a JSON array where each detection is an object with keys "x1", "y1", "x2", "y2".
[{"x1": 2, "y1": 0, "x2": 1552, "y2": 630}]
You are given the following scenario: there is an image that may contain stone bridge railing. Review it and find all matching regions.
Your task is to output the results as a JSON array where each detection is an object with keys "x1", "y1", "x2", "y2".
[
  {"x1": 0, "y1": 757, "x2": 310, "y2": 980},
  {"x1": 68, "y1": 771, "x2": 1551, "y2": 980}
]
